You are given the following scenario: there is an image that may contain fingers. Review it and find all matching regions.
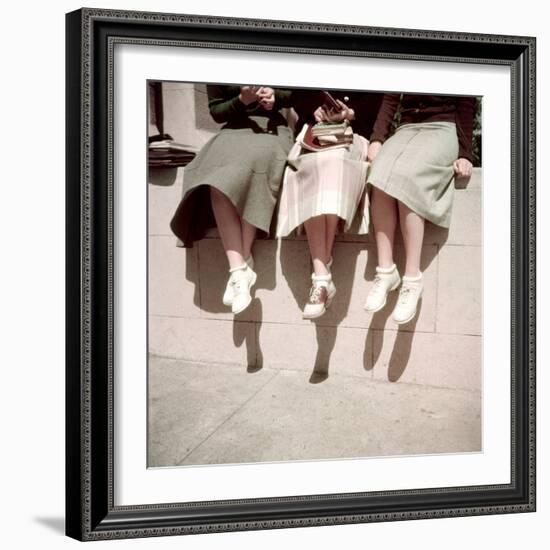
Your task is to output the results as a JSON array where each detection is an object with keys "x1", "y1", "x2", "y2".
[
  {"x1": 453, "y1": 159, "x2": 473, "y2": 178},
  {"x1": 326, "y1": 108, "x2": 345, "y2": 122},
  {"x1": 259, "y1": 98, "x2": 274, "y2": 110},
  {"x1": 256, "y1": 86, "x2": 274, "y2": 98},
  {"x1": 256, "y1": 87, "x2": 275, "y2": 110},
  {"x1": 314, "y1": 106, "x2": 327, "y2": 122}
]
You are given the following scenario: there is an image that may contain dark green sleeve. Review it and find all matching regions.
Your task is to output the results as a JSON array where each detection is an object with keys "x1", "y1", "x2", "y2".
[
  {"x1": 207, "y1": 85, "x2": 247, "y2": 123},
  {"x1": 274, "y1": 89, "x2": 293, "y2": 109}
]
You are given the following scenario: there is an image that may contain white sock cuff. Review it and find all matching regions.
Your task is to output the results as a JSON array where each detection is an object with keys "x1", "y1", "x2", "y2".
[
  {"x1": 402, "y1": 272, "x2": 423, "y2": 282},
  {"x1": 312, "y1": 273, "x2": 332, "y2": 282},
  {"x1": 229, "y1": 263, "x2": 248, "y2": 273},
  {"x1": 376, "y1": 264, "x2": 397, "y2": 274}
]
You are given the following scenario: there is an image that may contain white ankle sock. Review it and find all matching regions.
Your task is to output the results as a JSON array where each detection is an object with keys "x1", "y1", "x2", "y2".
[
  {"x1": 403, "y1": 272, "x2": 422, "y2": 282},
  {"x1": 377, "y1": 264, "x2": 397, "y2": 274},
  {"x1": 229, "y1": 263, "x2": 247, "y2": 273}
]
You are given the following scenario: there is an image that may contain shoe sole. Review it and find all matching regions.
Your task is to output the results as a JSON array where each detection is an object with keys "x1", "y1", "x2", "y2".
[
  {"x1": 232, "y1": 271, "x2": 257, "y2": 315},
  {"x1": 392, "y1": 291, "x2": 423, "y2": 325},
  {"x1": 302, "y1": 288, "x2": 336, "y2": 320},
  {"x1": 364, "y1": 279, "x2": 401, "y2": 313}
]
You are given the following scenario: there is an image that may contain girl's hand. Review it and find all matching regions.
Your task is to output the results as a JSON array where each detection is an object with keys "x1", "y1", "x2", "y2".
[
  {"x1": 314, "y1": 106, "x2": 329, "y2": 122},
  {"x1": 314, "y1": 100, "x2": 355, "y2": 123},
  {"x1": 332, "y1": 99, "x2": 355, "y2": 122},
  {"x1": 256, "y1": 87, "x2": 275, "y2": 110},
  {"x1": 367, "y1": 141, "x2": 383, "y2": 162},
  {"x1": 239, "y1": 86, "x2": 260, "y2": 105},
  {"x1": 453, "y1": 158, "x2": 473, "y2": 178}
]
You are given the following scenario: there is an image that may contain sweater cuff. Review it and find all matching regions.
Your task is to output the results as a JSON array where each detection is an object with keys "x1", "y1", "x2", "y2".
[
  {"x1": 458, "y1": 146, "x2": 473, "y2": 163},
  {"x1": 369, "y1": 133, "x2": 386, "y2": 144}
]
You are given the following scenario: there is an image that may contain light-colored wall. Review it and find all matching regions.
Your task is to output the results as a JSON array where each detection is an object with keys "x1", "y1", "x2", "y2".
[
  {"x1": 148, "y1": 83, "x2": 481, "y2": 392},
  {"x1": 159, "y1": 82, "x2": 221, "y2": 146}
]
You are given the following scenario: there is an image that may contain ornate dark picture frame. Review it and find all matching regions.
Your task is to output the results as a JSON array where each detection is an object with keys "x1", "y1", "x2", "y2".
[{"x1": 65, "y1": 7, "x2": 536, "y2": 541}]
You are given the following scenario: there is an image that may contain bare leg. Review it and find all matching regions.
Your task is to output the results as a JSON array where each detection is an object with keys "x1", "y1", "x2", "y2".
[
  {"x1": 304, "y1": 215, "x2": 330, "y2": 276},
  {"x1": 371, "y1": 187, "x2": 398, "y2": 268},
  {"x1": 210, "y1": 187, "x2": 245, "y2": 269},
  {"x1": 398, "y1": 201, "x2": 425, "y2": 277},
  {"x1": 325, "y1": 214, "x2": 339, "y2": 263},
  {"x1": 241, "y1": 218, "x2": 257, "y2": 260}
]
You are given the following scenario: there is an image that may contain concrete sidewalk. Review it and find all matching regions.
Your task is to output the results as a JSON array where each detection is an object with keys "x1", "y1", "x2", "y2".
[{"x1": 148, "y1": 355, "x2": 481, "y2": 468}]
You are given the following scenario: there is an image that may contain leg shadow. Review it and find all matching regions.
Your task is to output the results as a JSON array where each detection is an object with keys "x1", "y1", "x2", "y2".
[
  {"x1": 280, "y1": 238, "x2": 361, "y2": 383},
  {"x1": 185, "y1": 237, "x2": 276, "y2": 315},
  {"x1": 387, "y1": 307, "x2": 421, "y2": 382},
  {"x1": 364, "y1": 219, "x2": 446, "y2": 379},
  {"x1": 233, "y1": 298, "x2": 263, "y2": 372},
  {"x1": 309, "y1": 323, "x2": 336, "y2": 384},
  {"x1": 364, "y1": 294, "x2": 397, "y2": 373}
]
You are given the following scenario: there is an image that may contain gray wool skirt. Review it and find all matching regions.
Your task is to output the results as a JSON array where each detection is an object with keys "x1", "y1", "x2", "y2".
[
  {"x1": 170, "y1": 116, "x2": 293, "y2": 247},
  {"x1": 367, "y1": 121, "x2": 459, "y2": 228}
]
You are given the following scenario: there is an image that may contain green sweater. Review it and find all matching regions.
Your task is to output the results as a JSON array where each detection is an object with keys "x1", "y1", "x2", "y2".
[{"x1": 207, "y1": 85, "x2": 293, "y2": 124}]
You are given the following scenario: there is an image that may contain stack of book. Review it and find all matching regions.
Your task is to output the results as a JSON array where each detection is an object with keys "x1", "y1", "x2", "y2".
[
  {"x1": 299, "y1": 121, "x2": 354, "y2": 152},
  {"x1": 311, "y1": 120, "x2": 353, "y2": 146},
  {"x1": 148, "y1": 135, "x2": 200, "y2": 168}
]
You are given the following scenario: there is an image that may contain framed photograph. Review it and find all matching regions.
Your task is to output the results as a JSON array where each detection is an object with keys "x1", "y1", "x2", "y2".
[{"x1": 65, "y1": 7, "x2": 536, "y2": 541}]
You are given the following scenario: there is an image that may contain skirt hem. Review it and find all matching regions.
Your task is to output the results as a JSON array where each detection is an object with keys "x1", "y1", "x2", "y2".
[{"x1": 367, "y1": 179, "x2": 452, "y2": 229}]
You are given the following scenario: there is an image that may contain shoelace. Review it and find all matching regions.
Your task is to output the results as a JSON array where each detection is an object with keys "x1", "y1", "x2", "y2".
[
  {"x1": 398, "y1": 285, "x2": 413, "y2": 304},
  {"x1": 371, "y1": 275, "x2": 386, "y2": 293},
  {"x1": 230, "y1": 271, "x2": 247, "y2": 293}
]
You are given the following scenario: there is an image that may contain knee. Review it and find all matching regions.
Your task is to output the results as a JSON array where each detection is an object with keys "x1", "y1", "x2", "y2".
[{"x1": 210, "y1": 186, "x2": 228, "y2": 206}]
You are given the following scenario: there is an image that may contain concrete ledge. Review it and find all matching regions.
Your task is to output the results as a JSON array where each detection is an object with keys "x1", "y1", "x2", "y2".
[{"x1": 148, "y1": 167, "x2": 481, "y2": 246}]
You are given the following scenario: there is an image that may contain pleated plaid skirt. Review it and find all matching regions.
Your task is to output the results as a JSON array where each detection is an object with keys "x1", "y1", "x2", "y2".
[
  {"x1": 275, "y1": 133, "x2": 370, "y2": 237},
  {"x1": 367, "y1": 121, "x2": 459, "y2": 228}
]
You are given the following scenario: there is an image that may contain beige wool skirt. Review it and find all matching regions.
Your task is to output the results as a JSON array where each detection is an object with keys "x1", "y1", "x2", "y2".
[
  {"x1": 367, "y1": 121, "x2": 459, "y2": 228},
  {"x1": 276, "y1": 133, "x2": 370, "y2": 238}
]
